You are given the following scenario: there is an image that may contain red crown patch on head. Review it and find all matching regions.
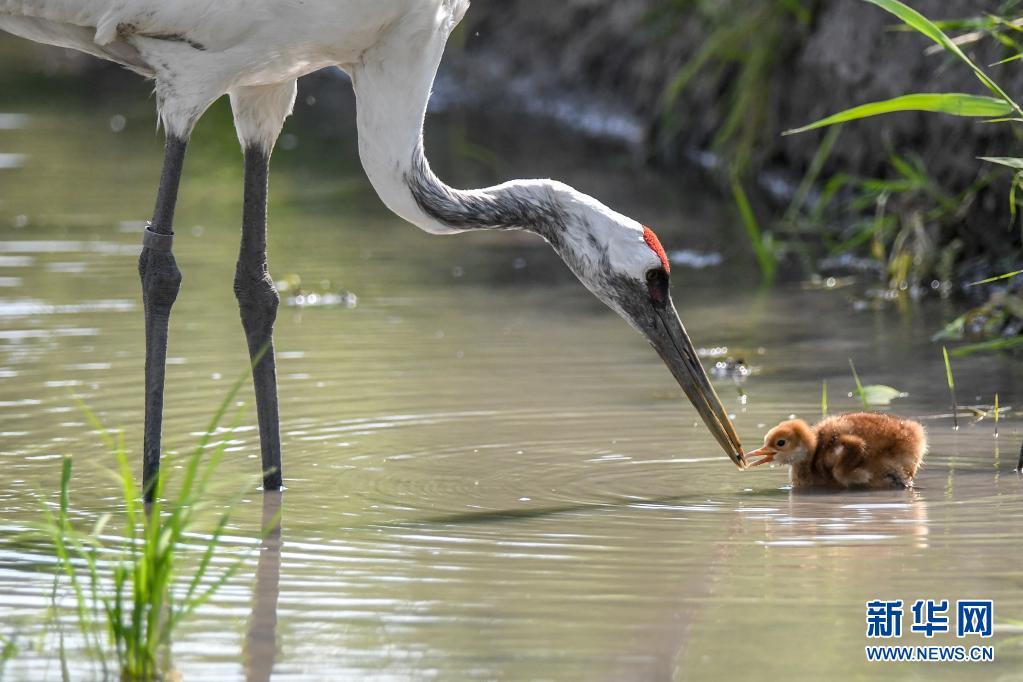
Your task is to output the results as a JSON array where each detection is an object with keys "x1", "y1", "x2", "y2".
[{"x1": 643, "y1": 226, "x2": 670, "y2": 274}]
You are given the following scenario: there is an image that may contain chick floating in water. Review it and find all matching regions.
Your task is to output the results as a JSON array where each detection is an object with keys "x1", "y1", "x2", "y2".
[{"x1": 746, "y1": 412, "x2": 926, "y2": 490}]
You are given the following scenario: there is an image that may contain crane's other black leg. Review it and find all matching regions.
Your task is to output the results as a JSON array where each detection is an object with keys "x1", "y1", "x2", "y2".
[
  {"x1": 140, "y1": 136, "x2": 187, "y2": 501},
  {"x1": 236, "y1": 145, "x2": 283, "y2": 490}
]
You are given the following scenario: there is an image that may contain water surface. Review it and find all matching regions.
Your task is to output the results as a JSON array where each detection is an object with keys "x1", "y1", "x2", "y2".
[{"x1": 1, "y1": 67, "x2": 1022, "y2": 681}]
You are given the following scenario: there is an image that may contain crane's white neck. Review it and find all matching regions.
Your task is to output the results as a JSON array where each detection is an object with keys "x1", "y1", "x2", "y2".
[
  {"x1": 345, "y1": 4, "x2": 652, "y2": 297},
  {"x1": 348, "y1": 6, "x2": 568, "y2": 239},
  {"x1": 351, "y1": 94, "x2": 567, "y2": 241}
]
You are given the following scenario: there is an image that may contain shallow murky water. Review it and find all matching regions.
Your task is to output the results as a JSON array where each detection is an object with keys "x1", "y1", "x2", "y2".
[{"x1": 1, "y1": 66, "x2": 1022, "y2": 681}]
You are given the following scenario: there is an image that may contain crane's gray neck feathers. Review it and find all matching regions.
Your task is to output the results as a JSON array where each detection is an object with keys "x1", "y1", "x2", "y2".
[{"x1": 404, "y1": 148, "x2": 566, "y2": 246}]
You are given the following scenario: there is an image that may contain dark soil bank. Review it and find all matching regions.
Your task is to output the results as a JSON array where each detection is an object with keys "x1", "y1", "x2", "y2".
[
  {"x1": 452, "y1": 0, "x2": 1023, "y2": 269},
  {"x1": 457, "y1": 0, "x2": 1013, "y2": 180},
  {"x1": 3, "y1": 1, "x2": 1020, "y2": 276}
]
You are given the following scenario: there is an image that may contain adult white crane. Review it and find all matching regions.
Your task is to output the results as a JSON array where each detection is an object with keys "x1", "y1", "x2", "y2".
[{"x1": 1, "y1": 0, "x2": 746, "y2": 499}]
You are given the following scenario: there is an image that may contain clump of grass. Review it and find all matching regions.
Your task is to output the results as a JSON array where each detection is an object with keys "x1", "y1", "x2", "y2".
[
  {"x1": 0, "y1": 634, "x2": 16, "y2": 678},
  {"x1": 40, "y1": 368, "x2": 261, "y2": 680},
  {"x1": 806, "y1": 152, "x2": 982, "y2": 294},
  {"x1": 942, "y1": 346, "x2": 959, "y2": 430},
  {"x1": 784, "y1": 0, "x2": 1023, "y2": 327},
  {"x1": 653, "y1": 0, "x2": 814, "y2": 176},
  {"x1": 648, "y1": 0, "x2": 815, "y2": 278},
  {"x1": 937, "y1": 267, "x2": 1023, "y2": 357}
]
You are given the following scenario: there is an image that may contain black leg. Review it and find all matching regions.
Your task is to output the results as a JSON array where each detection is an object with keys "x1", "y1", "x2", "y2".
[
  {"x1": 140, "y1": 136, "x2": 188, "y2": 501},
  {"x1": 235, "y1": 146, "x2": 283, "y2": 490}
]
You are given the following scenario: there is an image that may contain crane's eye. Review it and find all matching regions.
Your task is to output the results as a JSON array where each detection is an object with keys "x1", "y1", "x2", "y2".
[
  {"x1": 775, "y1": 439, "x2": 787, "y2": 448},
  {"x1": 645, "y1": 268, "x2": 669, "y2": 306}
]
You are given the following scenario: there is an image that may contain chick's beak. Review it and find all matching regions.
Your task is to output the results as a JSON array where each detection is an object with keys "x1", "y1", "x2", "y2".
[
  {"x1": 645, "y1": 300, "x2": 746, "y2": 468},
  {"x1": 745, "y1": 446, "x2": 777, "y2": 468}
]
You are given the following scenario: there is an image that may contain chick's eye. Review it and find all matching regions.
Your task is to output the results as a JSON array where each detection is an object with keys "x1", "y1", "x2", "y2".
[
  {"x1": 775, "y1": 439, "x2": 787, "y2": 448},
  {"x1": 645, "y1": 268, "x2": 669, "y2": 306}
]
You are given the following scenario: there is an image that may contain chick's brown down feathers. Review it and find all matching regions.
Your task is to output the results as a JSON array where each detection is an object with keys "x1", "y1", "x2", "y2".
[{"x1": 753, "y1": 413, "x2": 927, "y2": 490}]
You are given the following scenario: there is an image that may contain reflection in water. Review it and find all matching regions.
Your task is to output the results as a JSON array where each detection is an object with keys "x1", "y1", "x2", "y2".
[
  {"x1": 744, "y1": 490, "x2": 930, "y2": 549},
  {"x1": 245, "y1": 492, "x2": 283, "y2": 682}
]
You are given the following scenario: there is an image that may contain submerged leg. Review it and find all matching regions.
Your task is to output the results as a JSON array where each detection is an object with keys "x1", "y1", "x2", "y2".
[
  {"x1": 140, "y1": 136, "x2": 188, "y2": 501},
  {"x1": 235, "y1": 145, "x2": 283, "y2": 490}
]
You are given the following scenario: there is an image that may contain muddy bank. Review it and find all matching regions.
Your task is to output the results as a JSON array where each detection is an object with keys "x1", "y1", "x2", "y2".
[
  {"x1": 452, "y1": 0, "x2": 1023, "y2": 276},
  {"x1": 456, "y1": 0, "x2": 1015, "y2": 180}
]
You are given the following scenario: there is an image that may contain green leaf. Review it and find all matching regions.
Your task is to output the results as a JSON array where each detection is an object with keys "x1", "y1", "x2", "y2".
[
  {"x1": 942, "y1": 346, "x2": 955, "y2": 389},
  {"x1": 863, "y1": 0, "x2": 1019, "y2": 113},
  {"x1": 784, "y1": 93, "x2": 1013, "y2": 135},
  {"x1": 731, "y1": 177, "x2": 776, "y2": 282},
  {"x1": 949, "y1": 336, "x2": 1023, "y2": 356},
  {"x1": 991, "y1": 52, "x2": 1023, "y2": 66},
  {"x1": 968, "y1": 269, "x2": 1023, "y2": 286},
  {"x1": 860, "y1": 385, "x2": 908, "y2": 406},
  {"x1": 979, "y1": 156, "x2": 1023, "y2": 169}
]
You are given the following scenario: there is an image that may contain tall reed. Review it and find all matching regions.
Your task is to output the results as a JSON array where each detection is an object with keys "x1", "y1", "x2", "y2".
[{"x1": 41, "y1": 368, "x2": 263, "y2": 679}]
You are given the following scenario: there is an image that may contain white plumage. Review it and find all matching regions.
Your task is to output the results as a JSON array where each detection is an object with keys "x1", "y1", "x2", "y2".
[{"x1": 1, "y1": 0, "x2": 747, "y2": 492}]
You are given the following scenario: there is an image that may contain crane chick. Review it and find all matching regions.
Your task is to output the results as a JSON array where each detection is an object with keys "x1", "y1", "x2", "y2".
[{"x1": 746, "y1": 413, "x2": 927, "y2": 490}]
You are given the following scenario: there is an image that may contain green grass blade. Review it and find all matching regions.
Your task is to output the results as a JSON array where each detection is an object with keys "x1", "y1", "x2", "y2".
[
  {"x1": 943, "y1": 346, "x2": 959, "y2": 430},
  {"x1": 949, "y1": 335, "x2": 1023, "y2": 356},
  {"x1": 848, "y1": 359, "x2": 869, "y2": 410},
  {"x1": 991, "y1": 52, "x2": 1023, "y2": 66},
  {"x1": 942, "y1": 346, "x2": 956, "y2": 389},
  {"x1": 785, "y1": 93, "x2": 1013, "y2": 135},
  {"x1": 967, "y1": 269, "x2": 1023, "y2": 286},
  {"x1": 71, "y1": 397, "x2": 118, "y2": 453},
  {"x1": 785, "y1": 126, "x2": 842, "y2": 222},
  {"x1": 994, "y1": 393, "x2": 1000, "y2": 438},
  {"x1": 1010, "y1": 173, "x2": 1021, "y2": 235},
  {"x1": 178, "y1": 514, "x2": 232, "y2": 612},
  {"x1": 821, "y1": 380, "x2": 828, "y2": 418},
  {"x1": 731, "y1": 177, "x2": 776, "y2": 282},
  {"x1": 863, "y1": 0, "x2": 1022, "y2": 115},
  {"x1": 45, "y1": 379, "x2": 260, "y2": 678},
  {"x1": 979, "y1": 156, "x2": 1023, "y2": 170}
]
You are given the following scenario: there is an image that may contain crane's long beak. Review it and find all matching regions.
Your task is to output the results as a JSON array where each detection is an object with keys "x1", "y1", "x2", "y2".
[{"x1": 645, "y1": 300, "x2": 746, "y2": 468}]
